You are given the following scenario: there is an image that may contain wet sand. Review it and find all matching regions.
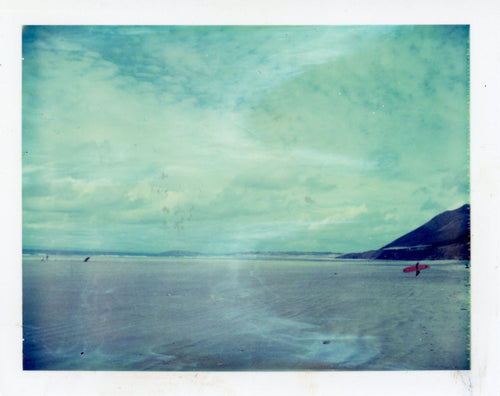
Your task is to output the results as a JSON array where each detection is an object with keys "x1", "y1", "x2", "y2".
[{"x1": 22, "y1": 255, "x2": 470, "y2": 370}]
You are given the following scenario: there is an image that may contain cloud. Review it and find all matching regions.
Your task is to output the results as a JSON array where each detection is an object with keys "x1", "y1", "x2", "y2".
[
  {"x1": 22, "y1": 26, "x2": 469, "y2": 253},
  {"x1": 248, "y1": 26, "x2": 468, "y2": 183},
  {"x1": 420, "y1": 199, "x2": 445, "y2": 212},
  {"x1": 384, "y1": 212, "x2": 399, "y2": 221},
  {"x1": 308, "y1": 204, "x2": 368, "y2": 230}
]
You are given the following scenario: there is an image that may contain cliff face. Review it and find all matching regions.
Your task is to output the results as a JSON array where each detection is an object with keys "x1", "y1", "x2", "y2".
[{"x1": 340, "y1": 204, "x2": 470, "y2": 260}]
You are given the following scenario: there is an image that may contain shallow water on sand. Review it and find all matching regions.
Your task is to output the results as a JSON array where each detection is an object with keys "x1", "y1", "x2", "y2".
[{"x1": 22, "y1": 255, "x2": 470, "y2": 370}]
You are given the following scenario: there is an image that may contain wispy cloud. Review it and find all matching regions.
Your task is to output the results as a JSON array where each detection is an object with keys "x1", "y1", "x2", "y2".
[
  {"x1": 22, "y1": 26, "x2": 469, "y2": 253},
  {"x1": 308, "y1": 204, "x2": 368, "y2": 230}
]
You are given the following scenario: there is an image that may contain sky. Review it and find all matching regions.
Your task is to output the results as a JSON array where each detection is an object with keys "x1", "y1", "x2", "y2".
[{"x1": 22, "y1": 25, "x2": 469, "y2": 254}]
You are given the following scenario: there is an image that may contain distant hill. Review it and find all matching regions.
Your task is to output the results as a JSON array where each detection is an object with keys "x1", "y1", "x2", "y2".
[
  {"x1": 22, "y1": 248, "x2": 153, "y2": 257},
  {"x1": 339, "y1": 204, "x2": 470, "y2": 260},
  {"x1": 23, "y1": 248, "x2": 340, "y2": 258},
  {"x1": 22, "y1": 248, "x2": 204, "y2": 257},
  {"x1": 158, "y1": 250, "x2": 204, "y2": 257}
]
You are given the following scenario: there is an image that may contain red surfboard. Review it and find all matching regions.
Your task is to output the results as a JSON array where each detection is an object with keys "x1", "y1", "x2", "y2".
[{"x1": 403, "y1": 264, "x2": 429, "y2": 273}]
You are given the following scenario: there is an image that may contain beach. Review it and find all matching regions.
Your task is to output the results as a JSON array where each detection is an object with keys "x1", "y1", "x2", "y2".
[{"x1": 22, "y1": 255, "x2": 470, "y2": 371}]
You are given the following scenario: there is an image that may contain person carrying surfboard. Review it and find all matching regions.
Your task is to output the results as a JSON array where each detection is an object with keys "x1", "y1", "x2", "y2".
[{"x1": 403, "y1": 263, "x2": 429, "y2": 274}]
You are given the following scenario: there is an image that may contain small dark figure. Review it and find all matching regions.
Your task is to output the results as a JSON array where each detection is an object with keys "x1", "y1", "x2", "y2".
[
  {"x1": 415, "y1": 262, "x2": 420, "y2": 277},
  {"x1": 84, "y1": 257, "x2": 90, "y2": 262}
]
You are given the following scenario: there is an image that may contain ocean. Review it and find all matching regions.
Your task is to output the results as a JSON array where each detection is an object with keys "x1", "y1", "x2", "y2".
[{"x1": 22, "y1": 254, "x2": 470, "y2": 371}]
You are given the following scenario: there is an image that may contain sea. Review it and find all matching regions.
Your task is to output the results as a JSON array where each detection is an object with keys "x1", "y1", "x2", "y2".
[{"x1": 22, "y1": 254, "x2": 470, "y2": 371}]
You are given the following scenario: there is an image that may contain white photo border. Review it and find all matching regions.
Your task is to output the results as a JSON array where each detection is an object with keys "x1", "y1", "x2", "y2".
[{"x1": 1, "y1": 1, "x2": 499, "y2": 395}]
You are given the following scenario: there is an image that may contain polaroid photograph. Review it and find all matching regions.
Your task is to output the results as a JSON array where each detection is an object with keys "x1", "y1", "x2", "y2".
[
  {"x1": 1, "y1": 1, "x2": 499, "y2": 395},
  {"x1": 21, "y1": 25, "x2": 470, "y2": 372}
]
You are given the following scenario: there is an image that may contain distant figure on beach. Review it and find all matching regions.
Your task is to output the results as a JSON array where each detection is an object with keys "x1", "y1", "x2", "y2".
[
  {"x1": 84, "y1": 257, "x2": 90, "y2": 262},
  {"x1": 415, "y1": 262, "x2": 420, "y2": 277}
]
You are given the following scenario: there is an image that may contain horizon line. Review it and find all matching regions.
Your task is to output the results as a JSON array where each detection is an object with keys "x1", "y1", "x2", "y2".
[{"x1": 22, "y1": 248, "x2": 342, "y2": 257}]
